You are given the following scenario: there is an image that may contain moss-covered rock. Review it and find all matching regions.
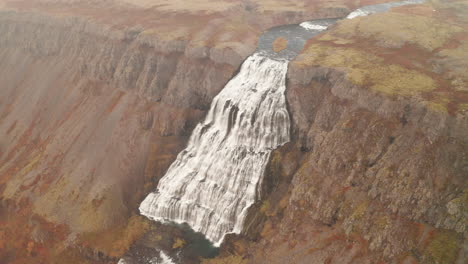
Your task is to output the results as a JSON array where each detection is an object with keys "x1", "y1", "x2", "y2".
[
  {"x1": 272, "y1": 37, "x2": 288, "y2": 53},
  {"x1": 294, "y1": 44, "x2": 436, "y2": 97},
  {"x1": 330, "y1": 12, "x2": 462, "y2": 51},
  {"x1": 423, "y1": 229, "x2": 462, "y2": 264}
]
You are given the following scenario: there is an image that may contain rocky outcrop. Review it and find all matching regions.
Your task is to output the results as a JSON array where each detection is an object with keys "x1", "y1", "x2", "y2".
[
  {"x1": 0, "y1": 1, "x2": 364, "y2": 262},
  {"x1": 232, "y1": 33, "x2": 466, "y2": 264},
  {"x1": 209, "y1": 1, "x2": 467, "y2": 263},
  {"x1": 0, "y1": 9, "x2": 242, "y2": 263},
  {"x1": 0, "y1": 0, "x2": 466, "y2": 264},
  {"x1": 214, "y1": 63, "x2": 466, "y2": 264},
  {"x1": 286, "y1": 64, "x2": 464, "y2": 258},
  {"x1": 0, "y1": 11, "x2": 243, "y2": 106}
]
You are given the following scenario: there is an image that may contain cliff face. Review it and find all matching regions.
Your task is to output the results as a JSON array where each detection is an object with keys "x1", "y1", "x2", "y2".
[
  {"x1": 0, "y1": 11, "x2": 215, "y2": 263},
  {"x1": 236, "y1": 66, "x2": 466, "y2": 264},
  {"x1": 0, "y1": 1, "x2": 362, "y2": 262},
  {"x1": 212, "y1": 2, "x2": 467, "y2": 264},
  {"x1": 0, "y1": 0, "x2": 466, "y2": 264},
  {"x1": 0, "y1": 6, "x2": 248, "y2": 264}
]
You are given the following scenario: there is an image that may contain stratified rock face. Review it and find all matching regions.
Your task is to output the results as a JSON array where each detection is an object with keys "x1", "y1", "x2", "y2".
[
  {"x1": 220, "y1": 1, "x2": 467, "y2": 263},
  {"x1": 0, "y1": 8, "x2": 243, "y2": 262},
  {"x1": 1, "y1": 0, "x2": 465, "y2": 263},
  {"x1": 140, "y1": 53, "x2": 290, "y2": 245},
  {"x1": 0, "y1": 0, "x2": 366, "y2": 261},
  {"x1": 0, "y1": 8, "x2": 237, "y2": 227}
]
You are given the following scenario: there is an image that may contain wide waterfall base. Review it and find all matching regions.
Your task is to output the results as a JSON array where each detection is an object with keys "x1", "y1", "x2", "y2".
[
  {"x1": 118, "y1": 221, "x2": 219, "y2": 264},
  {"x1": 135, "y1": 0, "x2": 430, "y2": 259},
  {"x1": 139, "y1": 53, "x2": 290, "y2": 246},
  {"x1": 139, "y1": 149, "x2": 273, "y2": 246}
]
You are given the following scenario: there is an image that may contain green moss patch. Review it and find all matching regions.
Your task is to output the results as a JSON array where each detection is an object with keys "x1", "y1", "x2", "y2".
[
  {"x1": 330, "y1": 12, "x2": 462, "y2": 51},
  {"x1": 294, "y1": 0, "x2": 467, "y2": 114},
  {"x1": 294, "y1": 44, "x2": 436, "y2": 97},
  {"x1": 424, "y1": 229, "x2": 462, "y2": 264}
]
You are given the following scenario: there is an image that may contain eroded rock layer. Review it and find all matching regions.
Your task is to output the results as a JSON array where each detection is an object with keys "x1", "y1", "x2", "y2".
[{"x1": 0, "y1": 0, "x2": 466, "y2": 263}]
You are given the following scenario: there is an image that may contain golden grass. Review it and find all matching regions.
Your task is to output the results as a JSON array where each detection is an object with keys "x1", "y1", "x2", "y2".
[
  {"x1": 458, "y1": 103, "x2": 468, "y2": 111},
  {"x1": 172, "y1": 238, "x2": 186, "y2": 249},
  {"x1": 436, "y1": 42, "x2": 468, "y2": 91},
  {"x1": 272, "y1": 37, "x2": 288, "y2": 52},
  {"x1": 19, "y1": 152, "x2": 43, "y2": 177},
  {"x1": 424, "y1": 229, "x2": 461, "y2": 264},
  {"x1": 260, "y1": 200, "x2": 270, "y2": 214},
  {"x1": 374, "y1": 215, "x2": 390, "y2": 230},
  {"x1": 295, "y1": 44, "x2": 436, "y2": 96},
  {"x1": 330, "y1": 12, "x2": 463, "y2": 51},
  {"x1": 295, "y1": 0, "x2": 468, "y2": 114},
  {"x1": 2, "y1": 151, "x2": 44, "y2": 198},
  {"x1": 426, "y1": 94, "x2": 451, "y2": 113},
  {"x1": 80, "y1": 215, "x2": 151, "y2": 257},
  {"x1": 438, "y1": 42, "x2": 468, "y2": 59},
  {"x1": 350, "y1": 201, "x2": 369, "y2": 220}
]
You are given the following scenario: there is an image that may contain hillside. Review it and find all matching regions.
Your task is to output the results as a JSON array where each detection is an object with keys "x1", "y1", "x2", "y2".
[{"x1": 0, "y1": 0, "x2": 466, "y2": 263}]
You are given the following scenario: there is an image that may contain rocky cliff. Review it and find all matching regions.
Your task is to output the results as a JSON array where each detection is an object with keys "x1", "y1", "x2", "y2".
[
  {"x1": 0, "y1": 0, "x2": 362, "y2": 262},
  {"x1": 0, "y1": 0, "x2": 466, "y2": 264},
  {"x1": 206, "y1": 1, "x2": 468, "y2": 264}
]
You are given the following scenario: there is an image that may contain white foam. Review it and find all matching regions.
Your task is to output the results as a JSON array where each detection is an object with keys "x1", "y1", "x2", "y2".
[
  {"x1": 300, "y1": 22, "x2": 328, "y2": 31},
  {"x1": 159, "y1": 252, "x2": 176, "y2": 264},
  {"x1": 346, "y1": 8, "x2": 371, "y2": 19},
  {"x1": 139, "y1": 53, "x2": 290, "y2": 246}
]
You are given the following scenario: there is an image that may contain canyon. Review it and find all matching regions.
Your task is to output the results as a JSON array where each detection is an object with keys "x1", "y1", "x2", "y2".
[{"x1": 0, "y1": 0, "x2": 466, "y2": 264}]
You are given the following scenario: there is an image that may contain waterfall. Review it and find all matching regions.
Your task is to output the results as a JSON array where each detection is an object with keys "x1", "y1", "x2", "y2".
[
  {"x1": 139, "y1": 53, "x2": 290, "y2": 245},
  {"x1": 137, "y1": 0, "x2": 426, "y2": 252}
]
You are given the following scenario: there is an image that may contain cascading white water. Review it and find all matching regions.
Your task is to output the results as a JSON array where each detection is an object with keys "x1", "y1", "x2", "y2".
[
  {"x1": 139, "y1": 53, "x2": 290, "y2": 245},
  {"x1": 299, "y1": 22, "x2": 328, "y2": 31},
  {"x1": 128, "y1": 2, "x2": 428, "y2": 262}
]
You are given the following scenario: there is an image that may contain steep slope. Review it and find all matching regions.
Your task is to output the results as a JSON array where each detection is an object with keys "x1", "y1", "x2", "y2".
[
  {"x1": 0, "y1": 0, "x2": 395, "y2": 263},
  {"x1": 208, "y1": 1, "x2": 467, "y2": 264},
  {"x1": 0, "y1": 0, "x2": 466, "y2": 264}
]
